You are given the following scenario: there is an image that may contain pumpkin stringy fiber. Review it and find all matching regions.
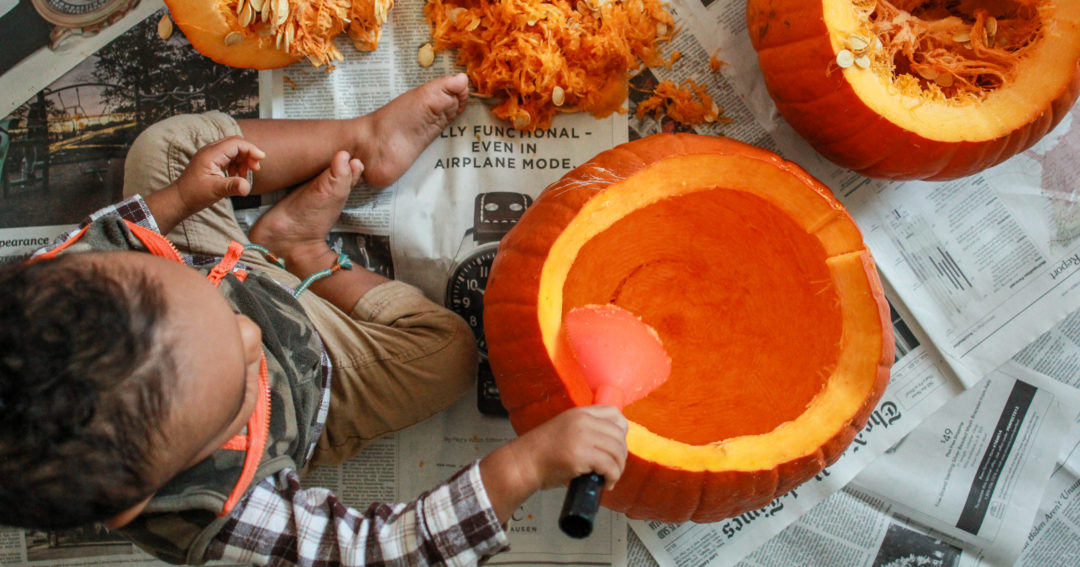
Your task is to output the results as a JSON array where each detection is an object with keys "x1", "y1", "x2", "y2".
[
  {"x1": 425, "y1": 0, "x2": 713, "y2": 130},
  {"x1": 867, "y1": 0, "x2": 1045, "y2": 102}
]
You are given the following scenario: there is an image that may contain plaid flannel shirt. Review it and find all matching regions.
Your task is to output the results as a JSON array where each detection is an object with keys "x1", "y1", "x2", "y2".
[{"x1": 38, "y1": 196, "x2": 510, "y2": 566}]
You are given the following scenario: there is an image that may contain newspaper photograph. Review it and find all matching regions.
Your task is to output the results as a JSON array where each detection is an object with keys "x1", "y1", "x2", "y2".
[{"x1": 0, "y1": 2, "x2": 259, "y2": 266}]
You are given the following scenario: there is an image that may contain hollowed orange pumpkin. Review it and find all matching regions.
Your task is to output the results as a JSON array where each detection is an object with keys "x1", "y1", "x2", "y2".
[
  {"x1": 746, "y1": 0, "x2": 1080, "y2": 181},
  {"x1": 484, "y1": 133, "x2": 893, "y2": 522},
  {"x1": 164, "y1": 0, "x2": 393, "y2": 69}
]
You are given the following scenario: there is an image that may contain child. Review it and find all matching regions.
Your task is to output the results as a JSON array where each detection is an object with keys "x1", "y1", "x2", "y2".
[{"x1": 0, "y1": 74, "x2": 628, "y2": 566}]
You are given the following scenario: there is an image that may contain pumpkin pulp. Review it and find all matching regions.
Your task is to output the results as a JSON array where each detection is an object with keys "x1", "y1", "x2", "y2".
[
  {"x1": 828, "y1": 0, "x2": 1079, "y2": 142},
  {"x1": 536, "y1": 152, "x2": 883, "y2": 471}
]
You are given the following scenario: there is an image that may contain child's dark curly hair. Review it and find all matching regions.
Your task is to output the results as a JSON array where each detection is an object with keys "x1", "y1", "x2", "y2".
[{"x1": 0, "y1": 253, "x2": 176, "y2": 529}]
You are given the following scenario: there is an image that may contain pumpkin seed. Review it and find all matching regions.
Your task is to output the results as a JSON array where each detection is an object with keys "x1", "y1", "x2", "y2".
[
  {"x1": 235, "y1": 0, "x2": 244, "y2": 14},
  {"x1": 835, "y1": 49, "x2": 854, "y2": 69},
  {"x1": 513, "y1": 110, "x2": 531, "y2": 129},
  {"x1": 239, "y1": 3, "x2": 254, "y2": 28},
  {"x1": 447, "y1": 7, "x2": 467, "y2": 25},
  {"x1": 845, "y1": 35, "x2": 868, "y2": 52},
  {"x1": 273, "y1": 0, "x2": 288, "y2": 27},
  {"x1": 248, "y1": 0, "x2": 263, "y2": 12},
  {"x1": 260, "y1": 0, "x2": 270, "y2": 23},
  {"x1": 657, "y1": 23, "x2": 668, "y2": 37},
  {"x1": 157, "y1": 14, "x2": 173, "y2": 39},
  {"x1": 375, "y1": 0, "x2": 390, "y2": 22},
  {"x1": 552, "y1": 86, "x2": 565, "y2": 106},
  {"x1": 705, "y1": 101, "x2": 720, "y2": 122},
  {"x1": 465, "y1": 18, "x2": 480, "y2": 31},
  {"x1": 417, "y1": 43, "x2": 435, "y2": 67},
  {"x1": 275, "y1": 27, "x2": 283, "y2": 49},
  {"x1": 914, "y1": 65, "x2": 939, "y2": 80},
  {"x1": 952, "y1": 30, "x2": 970, "y2": 43},
  {"x1": 986, "y1": 17, "x2": 998, "y2": 37},
  {"x1": 854, "y1": 54, "x2": 870, "y2": 69},
  {"x1": 934, "y1": 73, "x2": 954, "y2": 87},
  {"x1": 224, "y1": 32, "x2": 243, "y2": 46}
]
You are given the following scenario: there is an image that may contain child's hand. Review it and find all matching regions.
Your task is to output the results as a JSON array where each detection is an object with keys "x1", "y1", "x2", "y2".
[
  {"x1": 519, "y1": 405, "x2": 629, "y2": 491},
  {"x1": 172, "y1": 136, "x2": 266, "y2": 216},
  {"x1": 479, "y1": 406, "x2": 629, "y2": 524}
]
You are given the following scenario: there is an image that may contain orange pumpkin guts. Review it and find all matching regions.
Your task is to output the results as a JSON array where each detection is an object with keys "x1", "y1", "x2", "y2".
[
  {"x1": 746, "y1": 0, "x2": 1080, "y2": 180},
  {"x1": 164, "y1": 0, "x2": 394, "y2": 69},
  {"x1": 424, "y1": 0, "x2": 682, "y2": 130},
  {"x1": 484, "y1": 133, "x2": 893, "y2": 522}
]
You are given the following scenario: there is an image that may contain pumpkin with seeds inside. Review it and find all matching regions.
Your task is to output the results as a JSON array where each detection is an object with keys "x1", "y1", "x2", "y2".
[
  {"x1": 164, "y1": 0, "x2": 394, "y2": 69},
  {"x1": 746, "y1": 0, "x2": 1080, "y2": 180}
]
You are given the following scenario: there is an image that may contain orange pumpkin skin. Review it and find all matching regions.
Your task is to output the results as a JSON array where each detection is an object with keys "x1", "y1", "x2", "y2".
[
  {"x1": 484, "y1": 133, "x2": 893, "y2": 522},
  {"x1": 164, "y1": 0, "x2": 302, "y2": 69},
  {"x1": 745, "y1": 0, "x2": 1080, "y2": 181}
]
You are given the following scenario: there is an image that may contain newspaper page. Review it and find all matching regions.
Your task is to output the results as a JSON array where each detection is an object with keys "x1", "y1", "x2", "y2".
[
  {"x1": 265, "y1": 2, "x2": 630, "y2": 564},
  {"x1": 850, "y1": 362, "x2": 1080, "y2": 567},
  {"x1": 697, "y1": 0, "x2": 1080, "y2": 387}
]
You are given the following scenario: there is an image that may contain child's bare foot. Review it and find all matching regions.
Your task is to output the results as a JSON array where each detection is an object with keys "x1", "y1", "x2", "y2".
[
  {"x1": 249, "y1": 151, "x2": 363, "y2": 277},
  {"x1": 352, "y1": 73, "x2": 469, "y2": 188}
]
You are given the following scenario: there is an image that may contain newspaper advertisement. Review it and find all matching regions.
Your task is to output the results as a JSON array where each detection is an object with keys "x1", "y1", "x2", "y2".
[
  {"x1": 850, "y1": 362, "x2": 1080, "y2": 567},
  {"x1": 700, "y1": 0, "x2": 1080, "y2": 387}
]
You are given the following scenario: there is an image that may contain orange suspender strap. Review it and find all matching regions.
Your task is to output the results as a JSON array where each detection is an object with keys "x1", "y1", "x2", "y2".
[
  {"x1": 218, "y1": 353, "x2": 272, "y2": 516},
  {"x1": 29, "y1": 225, "x2": 91, "y2": 262},
  {"x1": 126, "y1": 223, "x2": 184, "y2": 262}
]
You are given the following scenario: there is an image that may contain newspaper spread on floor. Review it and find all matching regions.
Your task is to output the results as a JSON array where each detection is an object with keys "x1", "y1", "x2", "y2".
[{"x1": 0, "y1": 0, "x2": 1078, "y2": 563}]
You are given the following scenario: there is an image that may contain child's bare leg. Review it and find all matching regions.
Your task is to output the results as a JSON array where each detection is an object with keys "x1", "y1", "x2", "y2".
[
  {"x1": 249, "y1": 151, "x2": 387, "y2": 311},
  {"x1": 237, "y1": 74, "x2": 469, "y2": 192}
]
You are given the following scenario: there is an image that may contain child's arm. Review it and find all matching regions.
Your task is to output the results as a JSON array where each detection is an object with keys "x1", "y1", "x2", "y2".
[
  {"x1": 143, "y1": 136, "x2": 265, "y2": 234},
  {"x1": 478, "y1": 405, "x2": 629, "y2": 525}
]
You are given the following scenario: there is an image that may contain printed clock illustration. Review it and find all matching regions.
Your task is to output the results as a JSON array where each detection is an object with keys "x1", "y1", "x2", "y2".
[
  {"x1": 30, "y1": 0, "x2": 138, "y2": 47},
  {"x1": 446, "y1": 192, "x2": 532, "y2": 416}
]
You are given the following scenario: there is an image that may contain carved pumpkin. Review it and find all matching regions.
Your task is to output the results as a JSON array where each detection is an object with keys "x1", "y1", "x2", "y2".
[
  {"x1": 484, "y1": 133, "x2": 893, "y2": 522},
  {"x1": 746, "y1": 0, "x2": 1080, "y2": 180},
  {"x1": 164, "y1": 0, "x2": 393, "y2": 69}
]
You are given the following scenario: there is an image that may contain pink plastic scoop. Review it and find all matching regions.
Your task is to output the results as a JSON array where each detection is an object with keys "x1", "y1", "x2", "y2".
[
  {"x1": 558, "y1": 303, "x2": 671, "y2": 539},
  {"x1": 564, "y1": 303, "x2": 672, "y2": 409}
]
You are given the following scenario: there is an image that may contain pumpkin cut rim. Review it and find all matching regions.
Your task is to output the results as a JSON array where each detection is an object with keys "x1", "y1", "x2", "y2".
[
  {"x1": 534, "y1": 151, "x2": 890, "y2": 473},
  {"x1": 821, "y1": 0, "x2": 1080, "y2": 143}
]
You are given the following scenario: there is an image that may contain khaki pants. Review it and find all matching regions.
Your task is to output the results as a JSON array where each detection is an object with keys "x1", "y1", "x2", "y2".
[{"x1": 123, "y1": 112, "x2": 477, "y2": 467}]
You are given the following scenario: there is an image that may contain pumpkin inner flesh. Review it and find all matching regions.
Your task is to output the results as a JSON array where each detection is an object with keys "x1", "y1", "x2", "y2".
[
  {"x1": 824, "y1": 0, "x2": 1080, "y2": 141},
  {"x1": 537, "y1": 154, "x2": 882, "y2": 470},
  {"x1": 560, "y1": 189, "x2": 842, "y2": 445}
]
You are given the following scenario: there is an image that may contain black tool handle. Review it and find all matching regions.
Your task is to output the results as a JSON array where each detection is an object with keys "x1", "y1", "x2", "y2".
[{"x1": 559, "y1": 472, "x2": 604, "y2": 538}]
